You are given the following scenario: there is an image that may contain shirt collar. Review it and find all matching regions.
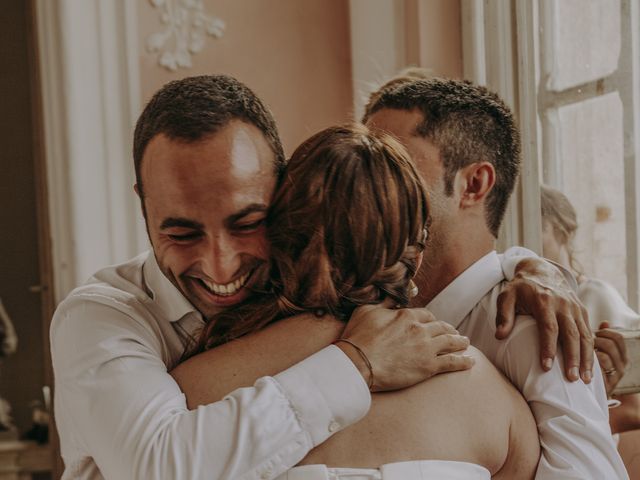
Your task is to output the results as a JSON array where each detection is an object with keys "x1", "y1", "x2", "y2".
[
  {"x1": 426, "y1": 250, "x2": 505, "y2": 329},
  {"x1": 142, "y1": 251, "x2": 198, "y2": 323}
]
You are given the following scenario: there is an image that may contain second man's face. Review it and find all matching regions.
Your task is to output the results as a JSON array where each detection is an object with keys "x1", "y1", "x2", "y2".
[
  {"x1": 366, "y1": 108, "x2": 460, "y2": 271},
  {"x1": 139, "y1": 120, "x2": 277, "y2": 320}
]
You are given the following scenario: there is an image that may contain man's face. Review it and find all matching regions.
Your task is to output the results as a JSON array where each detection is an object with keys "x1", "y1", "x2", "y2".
[
  {"x1": 366, "y1": 108, "x2": 459, "y2": 268},
  {"x1": 140, "y1": 120, "x2": 277, "y2": 320}
]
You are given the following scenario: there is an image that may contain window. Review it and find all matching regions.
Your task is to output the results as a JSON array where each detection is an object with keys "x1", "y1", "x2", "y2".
[{"x1": 463, "y1": 0, "x2": 640, "y2": 309}]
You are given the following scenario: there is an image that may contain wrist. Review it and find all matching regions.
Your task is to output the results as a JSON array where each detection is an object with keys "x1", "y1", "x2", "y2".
[{"x1": 334, "y1": 339, "x2": 373, "y2": 390}]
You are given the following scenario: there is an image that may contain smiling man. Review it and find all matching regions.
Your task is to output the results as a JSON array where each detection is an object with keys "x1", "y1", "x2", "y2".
[
  {"x1": 51, "y1": 75, "x2": 594, "y2": 480},
  {"x1": 138, "y1": 121, "x2": 275, "y2": 313}
]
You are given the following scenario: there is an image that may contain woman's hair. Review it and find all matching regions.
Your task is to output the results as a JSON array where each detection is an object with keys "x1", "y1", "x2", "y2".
[
  {"x1": 540, "y1": 184, "x2": 582, "y2": 273},
  {"x1": 193, "y1": 123, "x2": 429, "y2": 352}
]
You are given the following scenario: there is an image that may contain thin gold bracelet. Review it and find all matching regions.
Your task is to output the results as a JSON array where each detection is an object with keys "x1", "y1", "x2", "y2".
[{"x1": 334, "y1": 338, "x2": 374, "y2": 391}]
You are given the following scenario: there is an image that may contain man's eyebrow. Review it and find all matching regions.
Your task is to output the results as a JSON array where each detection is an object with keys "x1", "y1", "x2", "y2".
[
  {"x1": 225, "y1": 204, "x2": 268, "y2": 227},
  {"x1": 160, "y1": 217, "x2": 205, "y2": 230}
]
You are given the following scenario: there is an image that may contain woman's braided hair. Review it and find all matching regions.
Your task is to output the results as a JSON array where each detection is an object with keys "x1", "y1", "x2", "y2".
[{"x1": 192, "y1": 123, "x2": 429, "y2": 353}]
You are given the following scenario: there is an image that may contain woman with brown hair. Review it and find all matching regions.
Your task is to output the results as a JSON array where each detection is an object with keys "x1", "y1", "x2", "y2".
[
  {"x1": 177, "y1": 124, "x2": 539, "y2": 479},
  {"x1": 194, "y1": 123, "x2": 428, "y2": 350}
]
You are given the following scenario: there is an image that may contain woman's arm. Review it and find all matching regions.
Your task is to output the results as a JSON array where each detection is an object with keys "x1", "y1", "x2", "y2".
[
  {"x1": 171, "y1": 313, "x2": 344, "y2": 408},
  {"x1": 493, "y1": 390, "x2": 540, "y2": 480},
  {"x1": 610, "y1": 394, "x2": 640, "y2": 434},
  {"x1": 171, "y1": 305, "x2": 475, "y2": 409}
]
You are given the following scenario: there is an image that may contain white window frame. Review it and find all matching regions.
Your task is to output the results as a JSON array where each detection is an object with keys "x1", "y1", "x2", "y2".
[
  {"x1": 35, "y1": 0, "x2": 147, "y2": 303},
  {"x1": 462, "y1": 0, "x2": 640, "y2": 309},
  {"x1": 462, "y1": 0, "x2": 542, "y2": 254}
]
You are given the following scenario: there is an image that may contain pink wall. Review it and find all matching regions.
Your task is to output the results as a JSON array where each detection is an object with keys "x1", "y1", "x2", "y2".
[
  {"x1": 404, "y1": 0, "x2": 462, "y2": 79},
  {"x1": 418, "y1": 0, "x2": 463, "y2": 79},
  {"x1": 137, "y1": 0, "x2": 353, "y2": 156}
]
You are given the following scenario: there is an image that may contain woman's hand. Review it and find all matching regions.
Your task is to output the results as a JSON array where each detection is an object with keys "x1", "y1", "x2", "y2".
[
  {"x1": 595, "y1": 322, "x2": 628, "y2": 396},
  {"x1": 340, "y1": 304, "x2": 474, "y2": 392}
]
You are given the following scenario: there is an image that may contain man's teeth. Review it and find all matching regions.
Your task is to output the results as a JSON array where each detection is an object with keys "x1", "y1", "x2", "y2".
[{"x1": 202, "y1": 273, "x2": 249, "y2": 296}]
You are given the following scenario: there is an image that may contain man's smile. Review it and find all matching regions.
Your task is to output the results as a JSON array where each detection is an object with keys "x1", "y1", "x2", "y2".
[
  {"x1": 184, "y1": 268, "x2": 258, "y2": 308},
  {"x1": 197, "y1": 271, "x2": 251, "y2": 296}
]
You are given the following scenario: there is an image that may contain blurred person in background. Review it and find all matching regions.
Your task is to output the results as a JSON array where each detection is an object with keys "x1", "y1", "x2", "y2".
[{"x1": 541, "y1": 184, "x2": 640, "y2": 436}]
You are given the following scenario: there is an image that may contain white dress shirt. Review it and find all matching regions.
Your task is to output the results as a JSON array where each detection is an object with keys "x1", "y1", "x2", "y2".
[
  {"x1": 51, "y1": 251, "x2": 371, "y2": 480},
  {"x1": 427, "y1": 250, "x2": 628, "y2": 480}
]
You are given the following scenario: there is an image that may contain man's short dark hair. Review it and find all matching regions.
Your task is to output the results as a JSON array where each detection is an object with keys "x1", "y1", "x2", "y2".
[
  {"x1": 363, "y1": 77, "x2": 521, "y2": 237},
  {"x1": 133, "y1": 75, "x2": 286, "y2": 199}
]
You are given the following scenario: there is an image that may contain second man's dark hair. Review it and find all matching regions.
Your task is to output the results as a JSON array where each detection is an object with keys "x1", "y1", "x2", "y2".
[{"x1": 364, "y1": 77, "x2": 521, "y2": 237}]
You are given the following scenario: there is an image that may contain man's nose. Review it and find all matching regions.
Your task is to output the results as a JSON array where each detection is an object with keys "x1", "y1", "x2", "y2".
[{"x1": 202, "y1": 234, "x2": 239, "y2": 282}]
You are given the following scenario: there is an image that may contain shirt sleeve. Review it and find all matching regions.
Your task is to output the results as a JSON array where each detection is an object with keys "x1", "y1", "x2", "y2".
[
  {"x1": 494, "y1": 315, "x2": 628, "y2": 480},
  {"x1": 499, "y1": 246, "x2": 579, "y2": 291},
  {"x1": 499, "y1": 246, "x2": 538, "y2": 281},
  {"x1": 51, "y1": 296, "x2": 370, "y2": 480}
]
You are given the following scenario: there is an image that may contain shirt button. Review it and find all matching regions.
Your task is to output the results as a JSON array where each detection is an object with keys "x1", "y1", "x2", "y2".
[{"x1": 328, "y1": 420, "x2": 340, "y2": 432}]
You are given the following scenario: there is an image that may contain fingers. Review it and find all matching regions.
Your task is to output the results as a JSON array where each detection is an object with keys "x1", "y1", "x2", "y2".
[
  {"x1": 432, "y1": 352, "x2": 476, "y2": 375},
  {"x1": 349, "y1": 306, "x2": 473, "y2": 390},
  {"x1": 596, "y1": 350, "x2": 614, "y2": 371},
  {"x1": 495, "y1": 288, "x2": 517, "y2": 339},
  {"x1": 431, "y1": 333, "x2": 470, "y2": 355},
  {"x1": 579, "y1": 302, "x2": 591, "y2": 335},
  {"x1": 556, "y1": 309, "x2": 581, "y2": 381},
  {"x1": 410, "y1": 307, "x2": 439, "y2": 324},
  {"x1": 532, "y1": 303, "x2": 559, "y2": 372},
  {"x1": 578, "y1": 332, "x2": 595, "y2": 383},
  {"x1": 596, "y1": 351, "x2": 615, "y2": 394},
  {"x1": 597, "y1": 329, "x2": 628, "y2": 364},
  {"x1": 574, "y1": 303, "x2": 594, "y2": 383},
  {"x1": 596, "y1": 347, "x2": 623, "y2": 396},
  {"x1": 595, "y1": 336, "x2": 626, "y2": 375},
  {"x1": 503, "y1": 259, "x2": 596, "y2": 382},
  {"x1": 422, "y1": 320, "x2": 459, "y2": 337}
]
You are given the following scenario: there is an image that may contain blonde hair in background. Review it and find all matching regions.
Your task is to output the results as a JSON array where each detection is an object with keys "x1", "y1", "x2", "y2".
[{"x1": 540, "y1": 184, "x2": 583, "y2": 275}]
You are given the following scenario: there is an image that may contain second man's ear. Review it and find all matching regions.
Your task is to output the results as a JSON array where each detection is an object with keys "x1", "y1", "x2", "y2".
[{"x1": 458, "y1": 162, "x2": 496, "y2": 208}]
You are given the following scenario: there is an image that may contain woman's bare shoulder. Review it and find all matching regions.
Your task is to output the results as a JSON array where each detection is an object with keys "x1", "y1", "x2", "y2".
[
  {"x1": 408, "y1": 346, "x2": 538, "y2": 476},
  {"x1": 461, "y1": 347, "x2": 540, "y2": 480},
  {"x1": 301, "y1": 346, "x2": 538, "y2": 475}
]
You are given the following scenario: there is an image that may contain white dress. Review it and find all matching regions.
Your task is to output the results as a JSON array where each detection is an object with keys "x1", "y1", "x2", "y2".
[
  {"x1": 276, "y1": 460, "x2": 491, "y2": 479},
  {"x1": 578, "y1": 277, "x2": 640, "y2": 330}
]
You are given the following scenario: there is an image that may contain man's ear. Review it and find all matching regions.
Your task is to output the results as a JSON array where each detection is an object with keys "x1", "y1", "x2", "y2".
[{"x1": 457, "y1": 162, "x2": 495, "y2": 209}]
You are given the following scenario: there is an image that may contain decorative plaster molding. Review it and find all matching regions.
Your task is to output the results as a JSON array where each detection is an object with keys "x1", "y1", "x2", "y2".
[{"x1": 146, "y1": 0, "x2": 225, "y2": 71}]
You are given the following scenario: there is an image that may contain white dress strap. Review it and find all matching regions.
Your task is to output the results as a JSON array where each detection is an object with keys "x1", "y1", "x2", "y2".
[
  {"x1": 381, "y1": 460, "x2": 490, "y2": 479},
  {"x1": 277, "y1": 460, "x2": 490, "y2": 480},
  {"x1": 279, "y1": 464, "x2": 381, "y2": 480}
]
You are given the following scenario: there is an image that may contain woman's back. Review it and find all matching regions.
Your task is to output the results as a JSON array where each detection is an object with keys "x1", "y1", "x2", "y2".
[{"x1": 297, "y1": 346, "x2": 539, "y2": 479}]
